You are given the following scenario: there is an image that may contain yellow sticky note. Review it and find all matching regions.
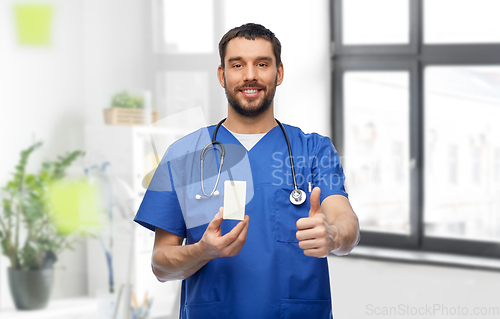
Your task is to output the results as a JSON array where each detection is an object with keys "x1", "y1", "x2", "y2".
[
  {"x1": 48, "y1": 179, "x2": 102, "y2": 235},
  {"x1": 14, "y1": 5, "x2": 54, "y2": 46}
]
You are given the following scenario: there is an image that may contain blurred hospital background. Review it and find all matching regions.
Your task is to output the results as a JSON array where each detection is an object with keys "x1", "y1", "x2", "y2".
[{"x1": 1, "y1": 0, "x2": 500, "y2": 318}]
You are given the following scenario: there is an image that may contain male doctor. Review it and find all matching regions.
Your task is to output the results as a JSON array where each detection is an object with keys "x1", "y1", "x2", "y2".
[{"x1": 134, "y1": 23, "x2": 360, "y2": 319}]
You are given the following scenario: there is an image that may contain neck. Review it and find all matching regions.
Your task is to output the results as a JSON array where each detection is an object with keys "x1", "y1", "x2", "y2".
[{"x1": 224, "y1": 103, "x2": 277, "y2": 134}]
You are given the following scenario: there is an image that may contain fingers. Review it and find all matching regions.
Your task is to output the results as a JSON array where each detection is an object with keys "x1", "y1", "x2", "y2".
[
  {"x1": 296, "y1": 212, "x2": 326, "y2": 231},
  {"x1": 301, "y1": 246, "x2": 329, "y2": 258},
  {"x1": 297, "y1": 234, "x2": 331, "y2": 257},
  {"x1": 206, "y1": 207, "x2": 224, "y2": 232},
  {"x1": 296, "y1": 217, "x2": 317, "y2": 230},
  {"x1": 212, "y1": 215, "x2": 248, "y2": 257},
  {"x1": 220, "y1": 215, "x2": 248, "y2": 245},
  {"x1": 224, "y1": 215, "x2": 249, "y2": 256},
  {"x1": 296, "y1": 202, "x2": 333, "y2": 258},
  {"x1": 297, "y1": 227, "x2": 329, "y2": 258},
  {"x1": 296, "y1": 227, "x2": 326, "y2": 241},
  {"x1": 298, "y1": 237, "x2": 328, "y2": 251},
  {"x1": 309, "y1": 187, "x2": 321, "y2": 217},
  {"x1": 200, "y1": 213, "x2": 249, "y2": 259}
]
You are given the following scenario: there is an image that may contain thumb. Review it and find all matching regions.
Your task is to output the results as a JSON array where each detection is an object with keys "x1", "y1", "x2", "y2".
[
  {"x1": 207, "y1": 207, "x2": 224, "y2": 231},
  {"x1": 309, "y1": 187, "x2": 321, "y2": 217}
]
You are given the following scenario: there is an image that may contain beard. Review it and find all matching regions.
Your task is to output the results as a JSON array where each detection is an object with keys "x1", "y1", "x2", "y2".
[{"x1": 224, "y1": 77, "x2": 278, "y2": 118}]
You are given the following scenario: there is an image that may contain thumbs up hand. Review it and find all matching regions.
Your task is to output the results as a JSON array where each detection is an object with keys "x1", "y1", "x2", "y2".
[{"x1": 296, "y1": 187, "x2": 339, "y2": 258}]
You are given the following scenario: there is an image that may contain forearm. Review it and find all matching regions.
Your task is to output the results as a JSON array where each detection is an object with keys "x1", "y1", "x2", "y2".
[
  {"x1": 151, "y1": 211, "x2": 249, "y2": 281},
  {"x1": 329, "y1": 212, "x2": 360, "y2": 256},
  {"x1": 152, "y1": 242, "x2": 212, "y2": 282}
]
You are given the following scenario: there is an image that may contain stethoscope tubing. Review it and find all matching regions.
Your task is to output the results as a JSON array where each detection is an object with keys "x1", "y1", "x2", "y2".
[
  {"x1": 198, "y1": 118, "x2": 306, "y2": 205},
  {"x1": 199, "y1": 141, "x2": 225, "y2": 199},
  {"x1": 275, "y1": 119, "x2": 299, "y2": 192}
]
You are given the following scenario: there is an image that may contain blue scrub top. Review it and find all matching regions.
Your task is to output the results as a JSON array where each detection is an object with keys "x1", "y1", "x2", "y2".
[{"x1": 134, "y1": 123, "x2": 348, "y2": 319}]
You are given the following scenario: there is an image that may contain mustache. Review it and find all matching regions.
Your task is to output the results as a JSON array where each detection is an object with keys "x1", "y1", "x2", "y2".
[{"x1": 235, "y1": 82, "x2": 265, "y2": 90}]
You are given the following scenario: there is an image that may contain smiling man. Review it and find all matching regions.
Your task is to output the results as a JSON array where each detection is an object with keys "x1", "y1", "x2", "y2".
[
  {"x1": 219, "y1": 36, "x2": 282, "y2": 119},
  {"x1": 134, "y1": 23, "x2": 360, "y2": 319}
]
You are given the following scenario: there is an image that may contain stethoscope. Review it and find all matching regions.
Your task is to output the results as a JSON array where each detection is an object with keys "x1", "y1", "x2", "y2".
[{"x1": 195, "y1": 118, "x2": 307, "y2": 206}]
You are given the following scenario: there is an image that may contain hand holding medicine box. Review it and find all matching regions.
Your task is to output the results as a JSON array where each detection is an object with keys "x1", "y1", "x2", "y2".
[{"x1": 223, "y1": 180, "x2": 246, "y2": 220}]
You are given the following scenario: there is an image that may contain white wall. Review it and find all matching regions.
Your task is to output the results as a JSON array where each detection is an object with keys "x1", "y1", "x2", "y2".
[
  {"x1": 0, "y1": 0, "x2": 147, "y2": 309},
  {"x1": 329, "y1": 256, "x2": 500, "y2": 319},
  {"x1": 0, "y1": 0, "x2": 85, "y2": 185},
  {"x1": 0, "y1": 0, "x2": 87, "y2": 309},
  {"x1": 82, "y1": 0, "x2": 146, "y2": 126}
]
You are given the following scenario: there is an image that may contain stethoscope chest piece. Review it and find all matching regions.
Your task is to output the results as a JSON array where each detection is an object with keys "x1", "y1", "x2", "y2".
[{"x1": 290, "y1": 189, "x2": 307, "y2": 206}]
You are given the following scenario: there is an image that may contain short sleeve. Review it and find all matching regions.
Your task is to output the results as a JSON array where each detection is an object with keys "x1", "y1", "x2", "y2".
[
  {"x1": 311, "y1": 135, "x2": 349, "y2": 203},
  {"x1": 134, "y1": 161, "x2": 187, "y2": 238}
]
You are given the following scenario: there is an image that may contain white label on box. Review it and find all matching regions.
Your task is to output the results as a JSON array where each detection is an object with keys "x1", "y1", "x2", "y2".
[{"x1": 223, "y1": 180, "x2": 246, "y2": 220}]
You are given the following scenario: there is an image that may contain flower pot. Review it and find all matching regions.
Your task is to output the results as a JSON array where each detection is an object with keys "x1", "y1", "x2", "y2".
[
  {"x1": 7, "y1": 267, "x2": 54, "y2": 310},
  {"x1": 103, "y1": 108, "x2": 159, "y2": 126}
]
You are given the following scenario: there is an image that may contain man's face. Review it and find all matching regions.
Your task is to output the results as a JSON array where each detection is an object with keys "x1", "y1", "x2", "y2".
[{"x1": 218, "y1": 37, "x2": 284, "y2": 118}]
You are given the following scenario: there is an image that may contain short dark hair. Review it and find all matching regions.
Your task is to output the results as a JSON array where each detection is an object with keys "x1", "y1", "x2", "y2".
[{"x1": 218, "y1": 23, "x2": 282, "y2": 68}]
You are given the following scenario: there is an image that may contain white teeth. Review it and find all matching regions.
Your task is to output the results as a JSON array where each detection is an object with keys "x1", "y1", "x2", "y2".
[{"x1": 242, "y1": 89, "x2": 258, "y2": 93}]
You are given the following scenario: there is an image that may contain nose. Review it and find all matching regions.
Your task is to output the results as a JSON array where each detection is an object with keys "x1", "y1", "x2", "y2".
[{"x1": 243, "y1": 65, "x2": 257, "y2": 82}]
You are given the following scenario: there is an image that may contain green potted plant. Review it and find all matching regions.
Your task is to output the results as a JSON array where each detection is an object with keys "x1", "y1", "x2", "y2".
[
  {"x1": 103, "y1": 90, "x2": 158, "y2": 125},
  {"x1": 0, "y1": 142, "x2": 87, "y2": 310},
  {"x1": 111, "y1": 91, "x2": 144, "y2": 109}
]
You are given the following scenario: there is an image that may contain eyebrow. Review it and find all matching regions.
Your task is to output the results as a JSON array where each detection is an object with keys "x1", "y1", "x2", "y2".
[{"x1": 227, "y1": 56, "x2": 273, "y2": 63}]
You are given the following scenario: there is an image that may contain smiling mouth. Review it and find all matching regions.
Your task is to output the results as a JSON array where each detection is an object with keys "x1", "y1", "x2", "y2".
[{"x1": 240, "y1": 88, "x2": 262, "y2": 97}]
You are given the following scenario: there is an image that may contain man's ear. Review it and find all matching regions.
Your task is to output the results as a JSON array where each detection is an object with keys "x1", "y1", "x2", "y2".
[
  {"x1": 217, "y1": 65, "x2": 225, "y2": 88},
  {"x1": 276, "y1": 62, "x2": 284, "y2": 86}
]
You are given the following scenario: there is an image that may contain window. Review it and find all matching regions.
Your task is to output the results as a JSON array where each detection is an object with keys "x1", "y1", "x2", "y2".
[
  {"x1": 161, "y1": 0, "x2": 215, "y2": 54},
  {"x1": 332, "y1": 0, "x2": 500, "y2": 257},
  {"x1": 424, "y1": 0, "x2": 500, "y2": 44},
  {"x1": 425, "y1": 66, "x2": 500, "y2": 243},
  {"x1": 343, "y1": 71, "x2": 410, "y2": 235},
  {"x1": 342, "y1": 0, "x2": 410, "y2": 45},
  {"x1": 148, "y1": 0, "x2": 226, "y2": 125}
]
